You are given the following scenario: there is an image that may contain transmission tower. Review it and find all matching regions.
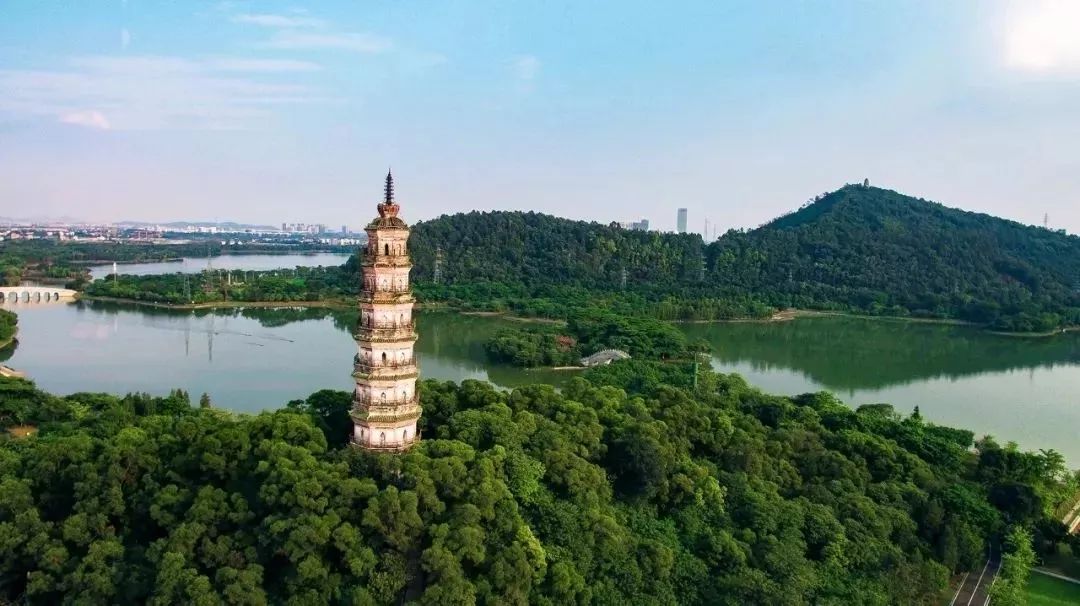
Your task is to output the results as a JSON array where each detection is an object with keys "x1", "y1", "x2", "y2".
[
  {"x1": 434, "y1": 246, "x2": 444, "y2": 284},
  {"x1": 620, "y1": 267, "x2": 628, "y2": 289}
]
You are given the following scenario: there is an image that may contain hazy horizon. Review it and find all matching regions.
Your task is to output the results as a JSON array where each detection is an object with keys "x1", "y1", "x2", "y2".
[{"x1": 3, "y1": 1, "x2": 1080, "y2": 233}]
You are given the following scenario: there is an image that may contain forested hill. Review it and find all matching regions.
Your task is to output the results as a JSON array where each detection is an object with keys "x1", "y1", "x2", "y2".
[
  {"x1": 410, "y1": 211, "x2": 705, "y2": 290},
  {"x1": 410, "y1": 186, "x2": 1080, "y2": 331},
  {"x1": 713, "y1": 186, "x2": 1080, "y2": 331}
]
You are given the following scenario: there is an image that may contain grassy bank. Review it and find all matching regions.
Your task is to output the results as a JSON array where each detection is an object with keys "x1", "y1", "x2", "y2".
[
  {"x1": 79, "y1": 295, "x2": 355, "y2": 311},
  {"x1": 1026, "y1": 571, "x2": 1080, "y2": 605}
]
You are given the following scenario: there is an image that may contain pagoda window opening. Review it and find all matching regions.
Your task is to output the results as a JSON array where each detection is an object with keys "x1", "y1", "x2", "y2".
[
  {"x1": 381, "y1": 352, "x2": 387, "y2": 364},
  {"x1": 384, "y1": 243, "x2": 389, "y2": 256},
  {"x1": 380, "y1": 432, "x2": 386, "y2": 446}
]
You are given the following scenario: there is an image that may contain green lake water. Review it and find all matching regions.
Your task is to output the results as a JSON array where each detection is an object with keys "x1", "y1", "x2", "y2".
[{"x1": 4, "y1": 302, "x2": 1079, "y2": 463}]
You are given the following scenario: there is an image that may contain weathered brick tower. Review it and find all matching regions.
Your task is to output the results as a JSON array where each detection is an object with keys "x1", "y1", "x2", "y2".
[{"x1": 351, "y1": 170, "x2": 421, "y2": 451}]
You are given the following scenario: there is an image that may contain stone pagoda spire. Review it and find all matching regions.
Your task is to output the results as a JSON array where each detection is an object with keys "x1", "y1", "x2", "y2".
[{"x1": 351, "y1": 170, "x2": 421, "y2": 451}]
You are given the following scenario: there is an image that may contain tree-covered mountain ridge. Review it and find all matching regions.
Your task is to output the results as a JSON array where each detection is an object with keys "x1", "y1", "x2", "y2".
[{"x1": 410, "y1": 185, "x2": 1080, "y2": 332}]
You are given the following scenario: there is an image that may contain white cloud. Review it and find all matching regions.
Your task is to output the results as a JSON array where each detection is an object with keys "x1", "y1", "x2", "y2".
[
  {"x1": 1003, "y1": 0, "x2": 1080, "y2": 76},
  {"x1": 233, "y1": 13, "x2": 325, "y2": 28},
  {"x1": 0, "y1": 55, "x2": 324, "y2": 130},
  {"x1": 120, "y1": 28, "x2": 131, "y2": 50},
  {"x1": 512, "y1": 54, "x2": 541, "y2": 81},
  {"x1": 262, "y1": 31, "x2": 392, "y2": 53},
  {"x1": 60, "y1": 110, "x2": 110, "y2": 130},
  {"x1": 206, "y1": 58, "x2": 322, "y2": 72},
  {"x1": 231, "y1": 9, "x2": 395, "y2": 55}
]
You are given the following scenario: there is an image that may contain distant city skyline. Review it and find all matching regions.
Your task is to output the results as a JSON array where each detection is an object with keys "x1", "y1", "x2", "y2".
[{"x1": 3, "y1": 1, "x2": 1080, "y2": 233}]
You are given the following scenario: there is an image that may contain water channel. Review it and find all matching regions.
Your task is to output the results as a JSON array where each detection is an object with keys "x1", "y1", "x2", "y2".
[
  {"x1": 87, "y1": 252, "x2": 352, "y2": 280},
  {"x1": 3, "y1": 253, "x2": 1079, "y2": 463}
]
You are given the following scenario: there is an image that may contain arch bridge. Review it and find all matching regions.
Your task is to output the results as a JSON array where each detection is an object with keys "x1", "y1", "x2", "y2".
[{"x1": 0, "y1": 287, "x2": 78, "y2": 305}]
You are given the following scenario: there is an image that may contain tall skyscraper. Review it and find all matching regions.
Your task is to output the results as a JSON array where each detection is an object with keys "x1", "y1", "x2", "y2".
[
  {"x1": 341, "y1": 224, "x2": 348, "y2": 234},
  {"x1": 351, "y1": 170, "x2": 422, "y2": 451},
  {"x1": 677, "y1": 208, "x2": 688, "y2": 233}
]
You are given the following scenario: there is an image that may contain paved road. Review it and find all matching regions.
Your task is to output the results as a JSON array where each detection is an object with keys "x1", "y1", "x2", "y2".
[{"x1": 950, "y1": 555, "x2": 1000, "y2": 606}]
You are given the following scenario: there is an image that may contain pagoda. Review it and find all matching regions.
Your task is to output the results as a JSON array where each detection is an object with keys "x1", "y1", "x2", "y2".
[{"x1": 351, "y1": 170, "x2": 421, "y2": 451}]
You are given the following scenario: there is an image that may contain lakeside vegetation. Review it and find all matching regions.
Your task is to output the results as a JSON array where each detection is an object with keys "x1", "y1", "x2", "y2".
[
  {"x1": 0, "y1": 310, "x2": 16, "y2": 349},
  {"x1": 1, "y1": 358, "x2": 1078, "y2": 604},
  {"x1": 84, "y1": 256, "x2": 359, "y2": 305}
]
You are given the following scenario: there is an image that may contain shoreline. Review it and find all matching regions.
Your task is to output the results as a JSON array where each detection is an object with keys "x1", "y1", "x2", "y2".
[
  {"x1": 69, "y1": 258, "x2": 184, "y2": 266},
  {"x1": 79, "y1": 295, "x2": 355, "y2": 311},
  {"x1": 988, "y1": 326, "x2": 1080, "y2": 338},
  {"x1": 69, "y1": 250, "x2": 350, "y2": 266}
]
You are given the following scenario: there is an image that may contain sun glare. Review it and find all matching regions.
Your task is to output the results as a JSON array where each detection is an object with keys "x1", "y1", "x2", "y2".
[{"x1": 1004, "y1": 0, "x2": 1080, "y2": 74}]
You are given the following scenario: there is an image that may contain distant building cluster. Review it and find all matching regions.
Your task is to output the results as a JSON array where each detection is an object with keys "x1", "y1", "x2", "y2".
[
  {"x1": 318, "y1": 237, "x2": 364, "y2": 246},
  {"x1": 0, "y1": 219, "x2": 367, "y2": 247},
  {"x1": 0, "y1": 225, "x2": 121, "y2": 242},
  {"x1": 281, "y1": 222, "x2": 328, "y2": 234},
  {"x1": 617, "y1": 219, "x2": 650, "y2": 231}
]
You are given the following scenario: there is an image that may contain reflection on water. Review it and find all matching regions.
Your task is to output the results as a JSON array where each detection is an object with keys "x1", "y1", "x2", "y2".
[
  {"x1": 5, "y1": 302, "x2": 1080, "y2": 463},
  {"x1": 682, "y1": 317, "x2": 1080, "y2": 391}
]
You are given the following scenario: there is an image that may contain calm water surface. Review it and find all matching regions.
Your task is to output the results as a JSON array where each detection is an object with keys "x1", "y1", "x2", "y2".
[
  {"x1": 682, "y1": 318, "x2": 1080, "y2": 462},
  {"x1": 88, "y1": 252, "x2": 352, "y2": 280},
  {"x1": 3, "y1": 302, "x2": 572, "y2": 410},
  {"x1": 4, "y1": 302, "x2": 1079, "y2": 463}
]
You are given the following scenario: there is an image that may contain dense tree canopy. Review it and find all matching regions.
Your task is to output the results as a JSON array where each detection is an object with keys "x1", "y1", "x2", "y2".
[
  {"x1": 1, "y1": 361, "x2": 1076, "y2": 604},
  {"x1": 484, "y1": 308, "x2": 694, "y2": 368}
]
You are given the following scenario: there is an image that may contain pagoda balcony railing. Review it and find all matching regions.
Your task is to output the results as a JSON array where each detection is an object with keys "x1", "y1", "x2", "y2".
[
  {"x1": 350, "y1": 430, "x2": 422, "y2": 451},
  {"x1": 357, "y1": 319, "x2": 416, "y2": 331},
  {"x1": 354, "y1": 355, "x2": 417, "y2": 371},
  {"x1": 360, "y1": 286, "x2": 413, "y2": 295},
  {"x1": 354, "y1": 394, "x2": 419, "y2": 408}
]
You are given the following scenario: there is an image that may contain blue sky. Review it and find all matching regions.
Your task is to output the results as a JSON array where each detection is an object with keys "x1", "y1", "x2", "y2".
[{"x1": 1, "y1": 1, "x2": 1079, "y2": 233}]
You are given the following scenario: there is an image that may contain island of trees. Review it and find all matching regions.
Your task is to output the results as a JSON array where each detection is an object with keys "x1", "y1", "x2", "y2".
[{"x1": 1, "y1": 354, "x2": 1078, "y2": 604}]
